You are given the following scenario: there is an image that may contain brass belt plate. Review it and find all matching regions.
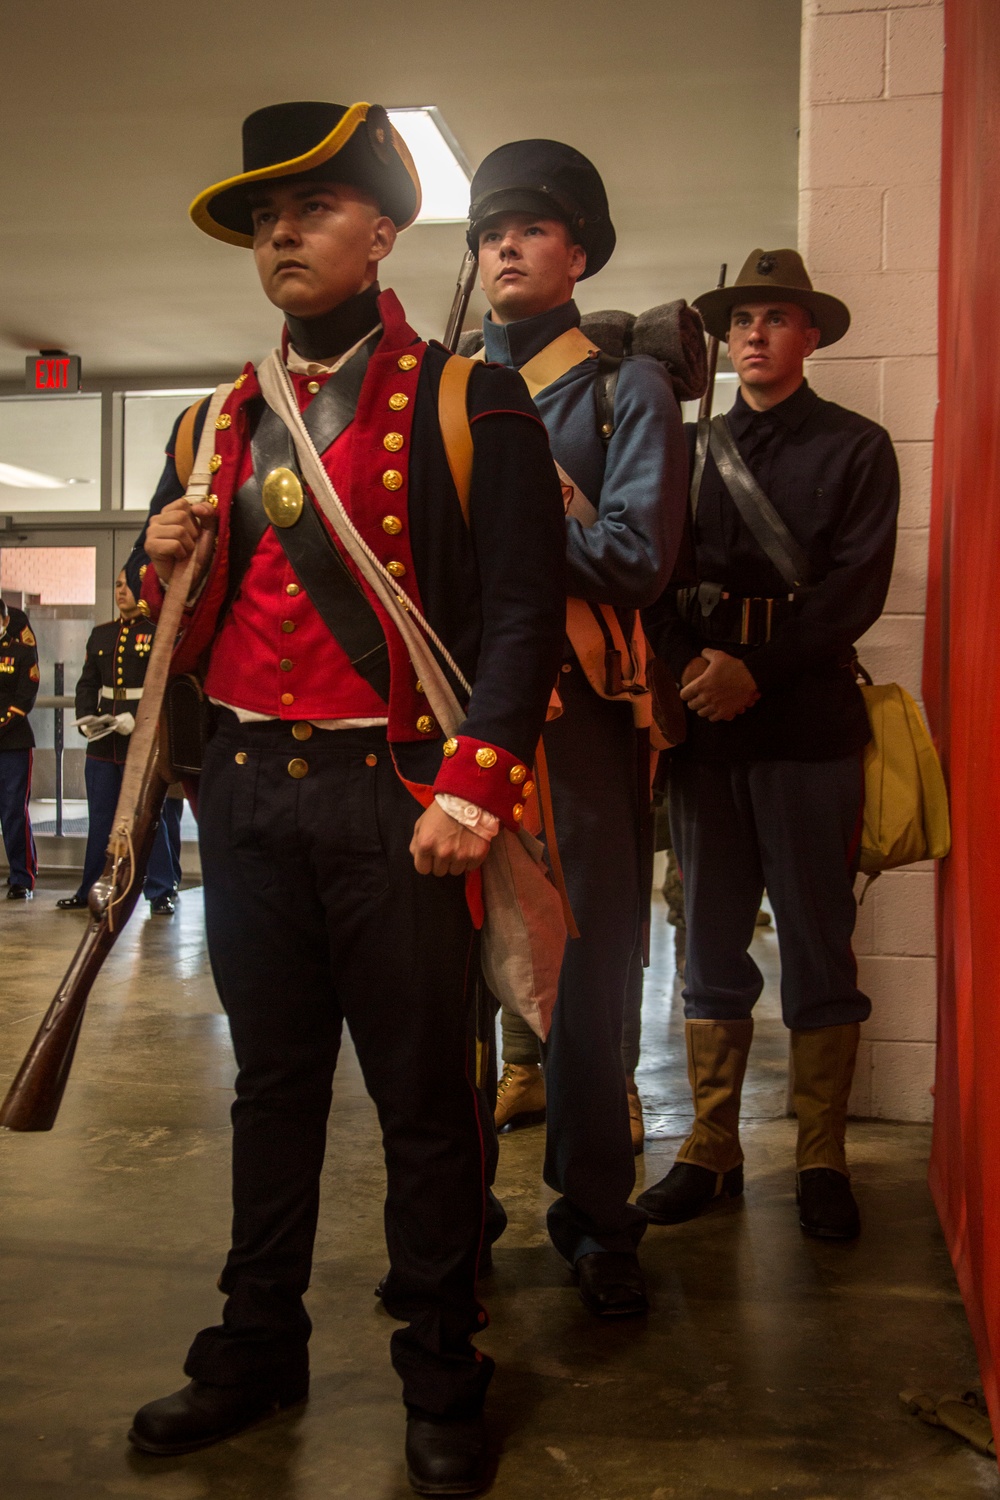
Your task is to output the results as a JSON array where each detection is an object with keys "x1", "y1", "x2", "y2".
[{"x1": 262, "y1": 467, "x2": 304, "y2": 528}]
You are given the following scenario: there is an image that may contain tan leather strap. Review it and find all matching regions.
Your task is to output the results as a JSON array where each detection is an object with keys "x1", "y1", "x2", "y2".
[
  {"x1": 174, "y1": 396, "x2": 210, "y2": 490},
  {"x1": 533, "y1": 739, "x2": 579, "y2": 939},
  {"x1": 437, "y1": 354, "x2": 475, "y2": 524},
  {"x1": 518, "y1": 326, "x2": 599, "y2": 398}
]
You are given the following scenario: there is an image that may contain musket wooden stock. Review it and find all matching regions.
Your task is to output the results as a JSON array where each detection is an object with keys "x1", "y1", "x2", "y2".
[
  {"x1": 443, "y1": 249, "x2": 478, "y2": 353},
  {"x1": 0, "y1": 526, "x2": 213, "y2": 1132},
  {"x1": 699, "y1": 262, "x2": 728, "y2": 421}
]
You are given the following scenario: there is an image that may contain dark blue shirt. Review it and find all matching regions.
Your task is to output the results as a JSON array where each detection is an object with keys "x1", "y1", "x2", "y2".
[{"x1": 644, "y1": 380, "x2": 899, "y2": 761}]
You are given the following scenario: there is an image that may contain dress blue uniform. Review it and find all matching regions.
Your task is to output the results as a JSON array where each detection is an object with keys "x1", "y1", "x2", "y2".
[
  {"x1": 69, "y1": 616, "x2": 181, "y2": 906},
  {"x1": 0, "y1": 604, "x2": 39, "y2": 895}
]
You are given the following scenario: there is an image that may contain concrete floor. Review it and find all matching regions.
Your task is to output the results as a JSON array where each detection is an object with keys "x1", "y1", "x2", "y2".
[{"x1": 0, "y1": 879, "x2": 995, "y2": 1499}]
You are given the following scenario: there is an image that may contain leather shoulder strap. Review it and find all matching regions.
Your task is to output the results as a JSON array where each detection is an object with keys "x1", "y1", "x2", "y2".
[
  {"x1": 518, "y1": 327, "x2": 599, "y2": 399},
  {"x1": 708, "y1": 414, "x2": 812, "y2": 589},
  {"x1": 437, "y1": 354, "x2": 475, "y2": 526},
  {"x1": 174, "y1": 396, "x2": 210, "y2": 490},
  {"x1": 690, "y1": 418, "x2": 710, "y2": 517},
  {"x1": 594, "y1": 352, "x2": 622, "y2": 447}
]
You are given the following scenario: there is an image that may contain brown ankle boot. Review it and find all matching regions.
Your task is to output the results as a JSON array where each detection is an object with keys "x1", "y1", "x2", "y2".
[
  {"x1": 791, "y1": 1023, "x2": 861, "y2": 1238},
  {"x1": 637, "y1": 1019, "x2": 753, "y2": 1223},
  {"x1": 625, "y1": 1074, "x2": 645, "y2": 1155},
  {"x1": 494, "y1": 1062, "x2": 546, "y2": 1131}
]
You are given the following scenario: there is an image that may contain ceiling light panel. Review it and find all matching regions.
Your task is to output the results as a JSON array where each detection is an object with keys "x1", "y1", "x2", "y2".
[{"x1": 387, "y1": 108, "x2": 471, "y2": 224}]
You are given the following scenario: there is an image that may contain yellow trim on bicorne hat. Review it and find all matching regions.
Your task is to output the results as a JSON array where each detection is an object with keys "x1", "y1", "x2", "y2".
[{"x1": 189, "y1": 102, "x2": 422, "y2": 247}]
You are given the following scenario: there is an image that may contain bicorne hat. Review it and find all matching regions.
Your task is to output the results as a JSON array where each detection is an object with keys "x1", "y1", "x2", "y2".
[
  {"x1": 467, "y1": 139, "x2": 616, "y2": 279},
  {"x1": 694, "y1": 248, "x2": 851, "y2": 348},
  {"x1": 189, "y1": 101, "x2": 421, "y2": 247}
]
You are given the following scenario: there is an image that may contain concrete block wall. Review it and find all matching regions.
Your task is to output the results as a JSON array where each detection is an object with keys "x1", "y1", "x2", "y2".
[{"x1": 799, "y1": 0, "x2": 943, "y2": 1121}]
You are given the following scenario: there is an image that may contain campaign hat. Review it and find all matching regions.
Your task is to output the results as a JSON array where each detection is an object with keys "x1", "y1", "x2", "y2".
[
  {"x1": 467, "y1": 139, "x2": 616, "y2": 279},
  {"x1": 189, "y1": 101, "x2": 421, "y2": 247},
  {"x1": 694, "y1": 248, "x2": 851, "y2": 348}
]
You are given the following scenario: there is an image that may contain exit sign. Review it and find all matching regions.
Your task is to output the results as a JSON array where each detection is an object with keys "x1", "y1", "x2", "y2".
[{"x1": 25, "y1": 353, "x2": 82, "y2": 393}]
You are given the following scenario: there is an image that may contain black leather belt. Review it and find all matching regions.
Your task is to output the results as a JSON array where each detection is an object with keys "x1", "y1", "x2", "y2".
[{"x1": 676, "y1": 583, "x2": 797, "y2": 646}]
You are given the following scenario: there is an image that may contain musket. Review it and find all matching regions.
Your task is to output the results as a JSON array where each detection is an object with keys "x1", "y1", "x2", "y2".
[
  {"x1": 698, "y1": 263, "x2": 728, "y2": 420},
  {"x1": 0, "y1": 525, "x2": 214, "y2": 1131},
  {"x1": 443, "y1": 248, "x2": 478, "y2": 353}
]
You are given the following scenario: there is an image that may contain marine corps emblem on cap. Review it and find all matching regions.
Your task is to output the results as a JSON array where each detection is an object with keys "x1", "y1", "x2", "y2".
[
  {"x1": 693, "y1": 248, "x2": 851, "y2": 348},
  {"x1": 189, "y1": 101, "x2": 422, "y2": 247}
]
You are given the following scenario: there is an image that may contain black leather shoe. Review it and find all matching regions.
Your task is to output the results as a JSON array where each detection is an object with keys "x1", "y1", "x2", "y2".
[
  {"x1": 405, "y1": 1412, "x2": 489, "y2": 1496},
  {"x1": 636, "y1": 1161, "x2": 744, "y2": 1225},
  {"x1": 127, "y1": 1375, "x2": 309, "y2": 1456},
  {"x1": 6, "y1": 885, "x2": 32, "y2": 901},
  {"x1": 797, "y1": 1168, "x2": 861, "y2": 1240},
  {"x1": 575, "y1": 1251, "x2": 648, "y2": 1318},
  {"x1": 56, "y1": 894, "x2": 88, "y2": 910},
  {"x1": 149, "y1": 894, "x2": 176, "y2": 916}
]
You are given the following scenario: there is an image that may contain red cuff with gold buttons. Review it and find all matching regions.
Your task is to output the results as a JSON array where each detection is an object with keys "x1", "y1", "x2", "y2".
[
  {"x1": 432, "y1": 735, "x2": 536, "y2": 833},
  {"x1": 140, "y1": 566, "x2": 166, "y2": 621}
]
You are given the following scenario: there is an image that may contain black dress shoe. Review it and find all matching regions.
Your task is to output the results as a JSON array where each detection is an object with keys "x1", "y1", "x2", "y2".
[
  {"x1": 149, "y1": 894, "x2": 176, "y2": 916},
  {"x1": 127, "y1": 1375, "x2": 309, "y2": 1456},
  {"x1": 56, "y1": 894, "x2": 88, "y2": 910},
  {"x1": 636, "y1": 1161, "x2": 744, "y2": 1225},
  {"x1": 6, "y1": 885, "x2": 33, "y2": 901},
  {"x1": 575, "y1": 1251, "x2": 648, "y2": 1318},
  {"x1": 797, "y1": 1168, "x2": 861, "y2": 1240},
  {"x1": 405, "y1": 1412, "x2": 489, "y2": 1496}
]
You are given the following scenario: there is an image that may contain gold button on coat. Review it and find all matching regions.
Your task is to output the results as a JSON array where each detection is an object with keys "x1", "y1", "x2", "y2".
[
  {"x1": 234, "y1": 372, "x2": 247, "y2": 388},
  {"x1": 509, "y1": 764, "x2": 527, "y2": 784},
  {"x1": 475, "y1": 747, "x2": 498, "y2": 769},
  {"x1": 288, "y1": 758, "x2": 309, "y2": 779},
  {"x1": 386, "y1": 560, "x2": 406, "y2": 578},
  {"x1": 286, "y1": 583, "x2": 300, "y2": 596},
  {"x1": 389, "y1": 392, "x2": 409, "y2": 411},
  {"x1": 442, "y1": 738, "x2": 459, "y2": 757},
  {"x1": 307, "y1": 380, "x2": 320, "y2": 394},
  {"x1": 512, "y1": 803, "x2": 524, "y2": 821},
  {"x1": 234, "y1": 752, "x2": 247, "y2": 765},
  {"x1": 281, "y1": 620, "x2": 295, "y2": 633},
  {"x1": 215, "y1": 413, "x2": 232, "y2": 430},
  {"x1": 383, "y1": 432, "x2": 404, "y2": 452},
  {"x1": 280, "y1": 658, "x2": 293, "y2": 672},
  {"x1": 382, "y1": 515, "x2": 403, "y2": 535},
  {"x1": 365, "y1": 753, "x2": 378, "y2": 767},
  {"x1": 416, "y1": 715, "x2": 436, "y2": 734},
  {"x1": 292, "y1": 722, "x2": 312, "y2": 741},
  {"x1": 281, "y1": 692, "x2": 294, "y2": 706},
  {"x1": 521, "y1": 780, "x2": 535, "y2": 798},
  {"x1": 397, "y1": 354, "x2": 418, "y2": 371},
  {"x1": 382, "y1": 469, "x2": 403, "y2": 492},
  {"x1": 209, "y1": 454, "x2": 222, "y2": 473},
  {"x1": 205, "y1": 493, "x2": 219, "y2": 508}
]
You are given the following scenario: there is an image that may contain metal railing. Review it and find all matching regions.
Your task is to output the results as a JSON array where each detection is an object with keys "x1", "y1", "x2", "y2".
[{"x1": 35, "y1": 663, "x2": 74, "y2": 837}]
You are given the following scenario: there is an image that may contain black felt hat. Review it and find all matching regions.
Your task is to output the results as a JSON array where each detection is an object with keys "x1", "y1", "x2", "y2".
[
  {"x1": 189, "y1": 101, "x2": 421, "y2": 247},
  {"x1": 695, "y1": 248, "x2": 851, "y2": 348},
  {"x1": 467, "y1": 139, "x2": 616, "y2": 279}
]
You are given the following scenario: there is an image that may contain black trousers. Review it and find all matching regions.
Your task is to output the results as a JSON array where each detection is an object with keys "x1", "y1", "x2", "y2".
[
  {"x1": 540, "y1": 662, "x2": 647, "y2": 1262},
  {"x1": 669, "y1": 754, "x2": 871, "y2": 1029},
  {"x1": 0, "y1": 747, "x2": 36, "y2": 889},
  {"x1": 187, "y1": 713, "x2": 493, "y2": 1417}
]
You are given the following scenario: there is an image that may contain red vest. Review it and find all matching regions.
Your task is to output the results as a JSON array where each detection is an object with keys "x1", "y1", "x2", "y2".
[{"x1": 204, "y1": 394, "x2": 389, "y2": 720}]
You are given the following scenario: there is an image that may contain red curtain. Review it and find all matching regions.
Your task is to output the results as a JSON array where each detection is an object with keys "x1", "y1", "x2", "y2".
[{"x1": 925, "y1": 0, "x2": 1000, "y2": 1450}]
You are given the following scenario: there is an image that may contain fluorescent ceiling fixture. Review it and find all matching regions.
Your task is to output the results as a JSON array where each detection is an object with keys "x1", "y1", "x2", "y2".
[
  {"x1": 0, "y1": 461, "x2": 93, "y2": 489},
  {"x1": 387, "y1": 108, "x2": 471, "y2": 224}
]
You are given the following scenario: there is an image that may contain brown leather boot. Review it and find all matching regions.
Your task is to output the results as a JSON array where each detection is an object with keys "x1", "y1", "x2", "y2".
[
  {"x1": 494, "y1": 1062, "x2": 546, "y2": 1132},
  {"x1": 791, "y1": 1022, "x2": 861, "y2": 1238},
  {"x1": 625, "y1": 1073, "x2": 645, "y2": 1155},
  {"x1": 637, "y1": 1019, "x2": 753, "y2": 1223}
]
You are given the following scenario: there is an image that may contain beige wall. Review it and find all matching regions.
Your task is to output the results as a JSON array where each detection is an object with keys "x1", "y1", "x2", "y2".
[{"x1": 799, "y1": 0, "x2": 943, "y2": 1121}]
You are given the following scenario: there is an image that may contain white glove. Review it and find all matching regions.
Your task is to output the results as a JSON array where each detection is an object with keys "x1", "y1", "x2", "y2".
[{"x1": 113, "y1": 712, "x2": 136, "y2": 736}]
